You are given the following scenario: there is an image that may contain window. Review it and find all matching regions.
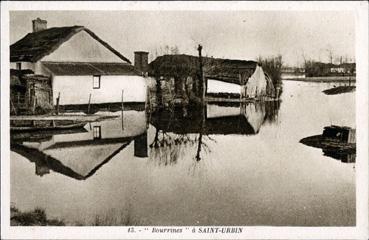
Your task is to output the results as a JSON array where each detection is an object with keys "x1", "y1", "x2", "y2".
[
  {"x1": 93, "y1": 126, "x2": 101, "y2": 139},
  {"x1": 16, "y1": 62, "x2": 21, "y2": 70},
  {"x1": 93, "y1": 75, "x2": 101, "y2": 89}
]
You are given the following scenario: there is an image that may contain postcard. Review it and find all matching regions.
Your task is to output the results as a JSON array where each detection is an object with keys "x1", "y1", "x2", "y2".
[{"x1": 1, "y1": 1, "x2": 368, "y2": 239}]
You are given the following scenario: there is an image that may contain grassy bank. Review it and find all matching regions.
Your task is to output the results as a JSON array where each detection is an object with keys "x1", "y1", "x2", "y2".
[
  {"x1": 11, "y1": 206, "x2": 65, "y2": 226},
  {"x1": 10, "y1": 205, "x2": 141, "y2": 226}
]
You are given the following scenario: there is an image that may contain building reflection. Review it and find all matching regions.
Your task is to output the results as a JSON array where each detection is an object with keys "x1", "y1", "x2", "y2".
[
  {"x1": 10, "y1": 101, "x2": 281, "y2": 178},
  {"x1": 149, "y1": 101, "x2": 281, "y2": 163},
  {"x1": 11, "y1": 111, "x2": 148, "y2": 180}
]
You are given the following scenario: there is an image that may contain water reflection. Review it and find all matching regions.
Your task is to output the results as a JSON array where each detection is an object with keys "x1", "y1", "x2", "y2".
[
  {"x1": 11, "y1": 111, "x2": 148, "y2": 180},
  {"x1": 11, "y1": 101, "x2": 281, "y2": 179},
  {"x1": 323, "y1": 150, "x2": 356, "y2": 163},
  {"x1": 150, "y1": 101, "x2": 280, "y2": 135},
  {"x1": 149, "y1": 101, "x2": 280, "y2": 162}
]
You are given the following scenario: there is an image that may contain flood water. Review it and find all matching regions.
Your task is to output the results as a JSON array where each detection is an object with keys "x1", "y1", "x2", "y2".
[{"x1": 10, "y1": 80, "x2": 355, "y2": 226}]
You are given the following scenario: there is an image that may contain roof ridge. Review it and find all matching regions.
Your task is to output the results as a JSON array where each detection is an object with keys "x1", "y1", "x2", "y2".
[{"x1": 157, "y1": 54, "x2": 257, "y2": 63}]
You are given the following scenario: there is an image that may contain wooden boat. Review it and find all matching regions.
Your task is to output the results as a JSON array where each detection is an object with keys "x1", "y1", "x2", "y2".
[
  {"x1": 300, "y1": 125, "x2": 356, "y2": 159},
  {"x1": 300, "y1": 134, "x2": 356, "y2": 152},
  {"x1": 11, "y1": 120, "x2": 87, "y2": 132}
]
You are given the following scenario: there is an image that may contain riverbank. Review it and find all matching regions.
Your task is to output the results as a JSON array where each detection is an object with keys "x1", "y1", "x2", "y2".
[
  {"x1": 11, "y1": 206, "x2": 65, "y2": 226},
  {"x1": 283, "y1": 76, "x2": 355, "y2": 82},
  {"x1": 10, "y1": 205, "x2": 140, "y2": 226}
]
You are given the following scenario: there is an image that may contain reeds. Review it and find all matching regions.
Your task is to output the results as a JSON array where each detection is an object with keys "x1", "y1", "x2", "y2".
[
  {"x1": 257, "y1": 55, "x2": 283, "y2": 88},
  {"x1": 10, "y1": 205, "x2": 65, "y2": 226}
]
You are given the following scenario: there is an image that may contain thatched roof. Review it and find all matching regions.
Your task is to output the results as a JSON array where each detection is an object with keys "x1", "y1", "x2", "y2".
[
  {"x1": 10, "y1": 26, "x2": 131, "y2": 63},
  {"x1": 149, "y1": 54, "x2": 258, "y2": 84},
  {"x1": 42, "y1": 62, "x2": 140, "y2": 76}
]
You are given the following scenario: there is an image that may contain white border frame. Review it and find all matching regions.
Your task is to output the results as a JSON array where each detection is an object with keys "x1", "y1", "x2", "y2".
[{"x1": 1, "y1": 1, "x2": 368, "y2": 239}]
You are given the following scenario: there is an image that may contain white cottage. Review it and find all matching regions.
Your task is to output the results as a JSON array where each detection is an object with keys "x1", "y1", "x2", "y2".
[{"x1": 10, "y1": 18, "x2": 148, "y2": 108}]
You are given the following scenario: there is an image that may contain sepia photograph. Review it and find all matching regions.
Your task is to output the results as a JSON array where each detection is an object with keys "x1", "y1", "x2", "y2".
[{"x1": 1, "y1": 1, "x2": 368, "y2": 239}]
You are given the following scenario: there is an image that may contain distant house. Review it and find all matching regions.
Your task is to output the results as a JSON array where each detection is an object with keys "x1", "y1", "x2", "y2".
[
  {"x1": 10, "y1": 18, "x2": 148, "y2": 114},
  {"x1": 305, "y1": 62, "x2": 356, "y2": 77},
  {"x1": 148, "y1": 54, "x2": 276, "y2": 106},
  {"x1": 11, "y1": 111, "x2": 148, "y2": 180}
]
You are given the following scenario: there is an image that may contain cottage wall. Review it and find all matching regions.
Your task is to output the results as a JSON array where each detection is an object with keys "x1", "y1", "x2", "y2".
[
  {"x1": 207, "y1": 79, "x2": 240, "y2": 94},
  {"x1": 52, "y1": 75, "x2": 146, "y2": 105},
  {"x1": 245, "y1": 65, "x2": 267, "y2": 98},
  {"x1": 42, "y1": 30, "x2": 126, "y2": 63}
]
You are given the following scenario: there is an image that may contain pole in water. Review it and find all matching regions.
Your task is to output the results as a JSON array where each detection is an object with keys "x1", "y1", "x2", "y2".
[
  {"x1": 121, "y1": 89, "x2": 124, "y2": 130},
  {"x1": 197, "y1": 44, "x2": 205, "y2": 104},
  {"x1": 56, "y1": 92, "x2": 60, "y2": 115},
  {"x1": 87, "y1": 93, "x2": 92, "y2": 114},
  {"x1": 121, "y1": 90, "x2": 124, "y2": 111}
]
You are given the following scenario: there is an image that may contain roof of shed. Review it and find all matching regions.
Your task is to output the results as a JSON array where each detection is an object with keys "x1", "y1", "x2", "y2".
[
  {"x1": 149, "y1": 54, "x2": 258, "y2": 84},
  {"x1": 42, "y1": 61, "x2": 141, "y2": 76},
  {"x1": 10, "y1": 26, "x2": 131, "y2": 63}
]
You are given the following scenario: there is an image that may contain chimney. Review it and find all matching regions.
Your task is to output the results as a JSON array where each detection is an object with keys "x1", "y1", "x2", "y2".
[
  {"x1": 134, "y1": 51, "x2": 149, "y2": 75},
  {"x1": 32, "y1": 18, "x2": 47, "y2": 32}
]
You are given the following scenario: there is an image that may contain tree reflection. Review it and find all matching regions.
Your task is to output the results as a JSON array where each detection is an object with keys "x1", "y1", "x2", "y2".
[
  {"x1": 149, "y1": 105, "x2": 213, "y2": 166},
  {"x1": 148, "y1": 100, "x2": 280, "y2": 167},
  {"x1": 149, "y1": 129, "x2": 198, "y2": 166}
]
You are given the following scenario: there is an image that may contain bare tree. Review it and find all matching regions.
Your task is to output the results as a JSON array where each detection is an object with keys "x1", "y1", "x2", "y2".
[{"x1": 326, "y1": 48, "x2": 334, "y2": 64}]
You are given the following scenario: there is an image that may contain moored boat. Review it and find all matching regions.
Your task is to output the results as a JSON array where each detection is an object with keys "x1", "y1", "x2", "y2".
[
  {"x1": 300, "y1": 125, "x2": 356, "y2": 161},
  {"x1": 10, "y1": 120, "x2": 87, "y2": 132}
]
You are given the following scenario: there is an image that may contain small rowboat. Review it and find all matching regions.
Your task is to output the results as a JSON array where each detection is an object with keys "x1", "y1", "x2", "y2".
[
  {"x1": 300, "y1": 125, "x2": 356, "y2": 163},
  {"x1": 10, "y1": 120, "x2": 87, "y2": 132}
]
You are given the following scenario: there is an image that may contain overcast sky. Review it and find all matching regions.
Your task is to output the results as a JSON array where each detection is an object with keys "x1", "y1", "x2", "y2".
[{"x1": 10, "y1": 11, "x2": 355, "y2": 66}]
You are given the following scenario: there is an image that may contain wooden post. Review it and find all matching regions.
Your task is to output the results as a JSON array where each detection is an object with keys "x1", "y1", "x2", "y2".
[
  {"x1": 87, "y1": 93, "x2": 91, "y2": 114},
  {"x1": 56, "y1": 92, "x2": 60, "y2": 115},
  {"x1": 197, "y1": 45, "x2": 205, "y2": 105},
  {"x1": 239, "y1": 73, "x2": 242, "y2": 102},
  {"x1": 121, "y1": 90, "x2": 124, "y2": 130},
  {"x1": 10, "y1": 98, "x2": 17, "y2": 115},
  {"x1": 121, "y1": 90, "x2": 124, "y2": 111},
  {"x1": 32, "y1": 96, "x2": 37, "y2": 114}
]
